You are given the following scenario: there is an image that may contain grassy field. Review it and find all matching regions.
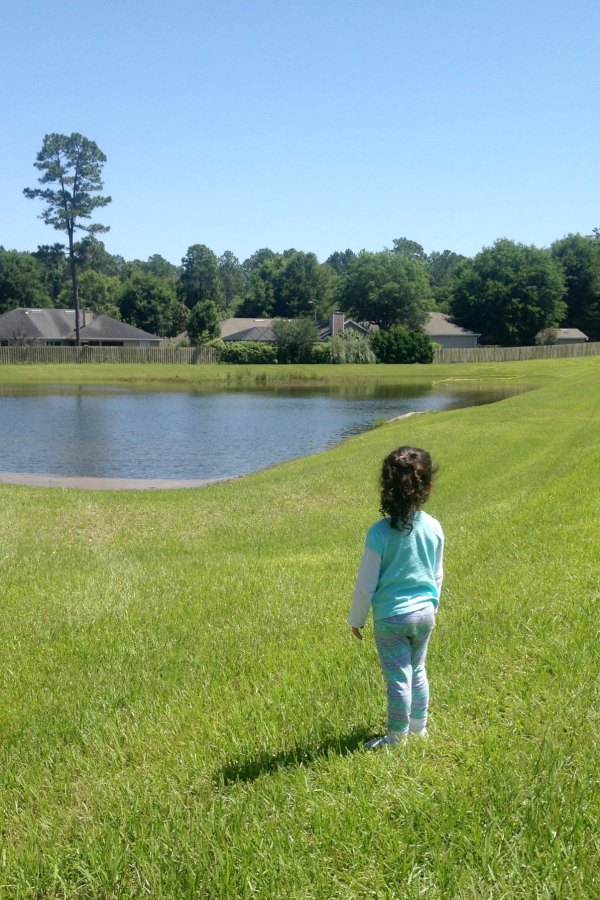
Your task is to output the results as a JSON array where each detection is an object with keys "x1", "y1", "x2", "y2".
[
  {"x1": 0, "y1": 358, "x2": 564, "y2": 389},
  {"x1": 0, "y1": 358, "x2": 599, "y2": 897}
]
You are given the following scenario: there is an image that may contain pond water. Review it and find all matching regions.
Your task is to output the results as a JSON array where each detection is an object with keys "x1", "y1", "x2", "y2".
[{"x1": 0, "y1": 381, "x2": 526, "y2": 481}]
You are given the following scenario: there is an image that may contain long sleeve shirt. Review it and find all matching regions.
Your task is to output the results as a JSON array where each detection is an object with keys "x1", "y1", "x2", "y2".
[{"x1": 348, "y1": 510, "x2": 444, "y2": 628}]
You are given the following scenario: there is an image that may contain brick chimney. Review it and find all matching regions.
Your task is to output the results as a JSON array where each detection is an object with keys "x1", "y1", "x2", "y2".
[{"x1": 329, "y1": 311, "x2": 345, "y2": 336}]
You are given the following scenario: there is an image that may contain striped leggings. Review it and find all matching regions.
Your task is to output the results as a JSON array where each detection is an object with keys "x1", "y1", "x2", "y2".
[{"x1": 374, "y1": 609, "x2": 436, "y2": 736}]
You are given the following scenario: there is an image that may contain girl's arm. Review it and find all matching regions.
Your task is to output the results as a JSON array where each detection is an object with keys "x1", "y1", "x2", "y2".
[
  {"x1": 348, "y1": 547, "x2": 381, "y2": 632},
  {"x1": 434, "y1": 535, "x2": 444, "y2": 599}
]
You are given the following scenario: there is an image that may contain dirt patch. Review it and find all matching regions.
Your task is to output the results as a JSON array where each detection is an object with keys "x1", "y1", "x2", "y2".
[{"x1": 0, "y1": 471, "x2": 238, "y2": 491}]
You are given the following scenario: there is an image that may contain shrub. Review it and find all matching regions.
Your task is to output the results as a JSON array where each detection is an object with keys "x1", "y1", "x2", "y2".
[
  {"x1": 272, "y1": 318, "x2": 320, "y2": 363},
  {"x1": 535, "y1": 328, "x2": 558, "y2": 346},
  {"x1": 327, "y1": 331, "x2": 377, "y2": 364},
  {"x1": 162, "y1": 335, "x2": 191, "y2": 348},
  {"x1": 219, "y1": 341, "x2": 278, "y2": 364},
  {"x1": 309, "y1": 342, "x2": 332, "y2": 363},
  {"x1": 370, "y1": 326, "x2": 435, "y2": 364}
]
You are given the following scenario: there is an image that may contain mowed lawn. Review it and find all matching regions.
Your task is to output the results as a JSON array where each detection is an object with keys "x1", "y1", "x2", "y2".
[{"x1": 0, "y1": 358, "x2": 598, "y2": 898}]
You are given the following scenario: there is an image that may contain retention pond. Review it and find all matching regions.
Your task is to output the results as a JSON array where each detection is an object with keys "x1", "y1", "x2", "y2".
[{"x1": 0, "y1": 380, "x2": 527, "y2": 483}]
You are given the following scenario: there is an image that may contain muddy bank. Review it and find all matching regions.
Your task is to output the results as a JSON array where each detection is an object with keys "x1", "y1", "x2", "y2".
[{"x1": 0, "y1": 471, "x2": 237, "y2": 491}]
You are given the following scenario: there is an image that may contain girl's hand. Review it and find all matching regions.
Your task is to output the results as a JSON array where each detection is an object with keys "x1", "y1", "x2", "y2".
[{"x1": 351, "y1": 626, "x2": 363, "y2": 641}]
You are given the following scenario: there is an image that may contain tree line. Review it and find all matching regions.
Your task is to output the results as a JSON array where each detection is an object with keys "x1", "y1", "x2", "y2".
[{"x1": 5, "y1": 132, "x2": 600, "y2": 348}]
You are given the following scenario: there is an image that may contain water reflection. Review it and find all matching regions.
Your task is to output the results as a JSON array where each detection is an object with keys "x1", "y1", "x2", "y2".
[{"x1": 0, "y1": 381, "x2": 528, "y2": 480}]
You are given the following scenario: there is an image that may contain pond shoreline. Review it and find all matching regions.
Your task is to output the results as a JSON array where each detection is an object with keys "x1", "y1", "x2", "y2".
[
  {"x1": 0, "y1": 471, "x2": 239, "y2": 491},
  {"x1": 0, "y1": 413, "x2": 423, "y2": 490}
]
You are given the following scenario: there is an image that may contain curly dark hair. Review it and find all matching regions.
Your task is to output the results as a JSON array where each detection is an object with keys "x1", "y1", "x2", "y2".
[{"x1": 380, "y1": 446, "x2": 435, "y2": 532}]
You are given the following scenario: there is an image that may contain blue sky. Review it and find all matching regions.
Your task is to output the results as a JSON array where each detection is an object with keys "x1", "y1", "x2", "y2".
[{"x1": 2, "y1": 0, "x2": 599, "y2": 265}]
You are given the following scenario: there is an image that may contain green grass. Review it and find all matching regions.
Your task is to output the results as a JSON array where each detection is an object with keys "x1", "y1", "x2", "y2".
[
  {"x1": 0, "y1": 358, "x2": 599, "y2": 897},
  {"x1": 0, "y1": 358, "x2": 565, "y2": 389}
]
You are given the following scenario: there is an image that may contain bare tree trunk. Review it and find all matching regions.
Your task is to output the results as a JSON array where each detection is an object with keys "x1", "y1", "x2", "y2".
[{"x1": 67, "y1": 225, "x2": 80, "y2": 346}]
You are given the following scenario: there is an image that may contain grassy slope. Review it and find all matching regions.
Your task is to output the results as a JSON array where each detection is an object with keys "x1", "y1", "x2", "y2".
[{"x1": 0, "y1": 358, "x2": 599, "y2": 897}]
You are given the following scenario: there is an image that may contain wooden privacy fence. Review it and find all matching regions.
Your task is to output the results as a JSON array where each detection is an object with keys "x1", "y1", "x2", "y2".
[
  {"x1": 0, "y1": 346, "x2": 218, "y2": 365},
  {"x1": 1, "y1": 342, "x2": 599, "y2": 366},
  {"x1": 433, "y1": 342, "x2": 600, "y2": 364}
]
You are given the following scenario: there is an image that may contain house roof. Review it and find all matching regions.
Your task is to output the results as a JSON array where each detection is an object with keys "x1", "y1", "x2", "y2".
[
  {"x1": 0, "y1": 308, "x2": 76, "y2": 340},
  {"x1": 424, "y1": 312, "x2": 480, "y2": 338},
  {"x1": 0, "y1": 308, "x2": 162, "y2": 342},
  {"x1": 220, "y1": 318, "x2": 275, "y2": 339},
  {"x1": 221, "y1": 315, "x2": 373, "y2": 342},
  {"x1": 318, "y1": 318, "x2": 372, "y2": 340},
  {"x1": 555, "y1": 328, "x2": 588, "y2": 341},
  {"x1": 219, "y1": 311, "x2": 482, "y2": 343},
  {"x1": 70, "y1": 314, "x2": 161, "y2": 342},
  {"x1": 222, "y1": 324, "x2": 276, "y2": 342}
]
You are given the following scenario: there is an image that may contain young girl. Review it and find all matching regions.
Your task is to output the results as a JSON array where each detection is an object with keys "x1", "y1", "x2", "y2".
[{"x1": 349, "y1": 446, "x2": 444, "y2": 749}]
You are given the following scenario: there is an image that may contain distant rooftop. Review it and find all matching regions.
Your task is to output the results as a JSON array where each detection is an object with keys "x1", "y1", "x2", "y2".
[
  {"x1": 555, "y1": 328, "x2": 588, "y2": 341},
  {"x1": 220, "y1": 318, "x2": 277, "y2": 342},
  {"x1": 424, "y1": 312, "x2": 481, "y2": 338},
  {"x1": 0, "y1": 308, "x2": 162, "y2": 342}
]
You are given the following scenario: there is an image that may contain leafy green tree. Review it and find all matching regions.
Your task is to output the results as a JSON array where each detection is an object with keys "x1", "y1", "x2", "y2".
[
  {"x1": 338, "y1": 251, "x2": 432, "y2": 330},
  {"x1": 178, "y1": 244, "x2": 223, "y2": 310},
  {"x1": 140, "y1": 254, "x2": 179, "y2": 280},
  {"x1": 32, "y1": 243, "x2": 70, "y2": 304},
  {"x1": 58, "y1": 270, "x2": 122, "y2": 319},
  {"x1": 272, "y1": 250, "x2": 332, "y2": 318},
  {"x1": 272, "y1": 317, "x2": 320, "y2": 363},
  {"x1": 0, "y1": 249, "x2": 52, "y2": 313},
  {"x1": 242, "y1": 247, "x2": 278, "y2": 278},
  {"x1": 551, "y1": 233, "x2": 600, "y2": 340},
  {"x1": 239, "y1": 249, "x2": 335, "y2": 319},
  {"x1": 426, "y1": 250, "x2": 466, "y2": 311},
  {"x1": 24, "y1": 133, "x2": 111, "y2": 344},
  {"x1": 238, "y1": 249, "x2": 283, "y2": 316},
  {"x1": 450, "y1": 239, "x2": 566, "y2": 346},
  {"x1": 119, "y1": 272, "x2": 179, "y2": 336},
  {"x1": 121, "y1": 253, "x2": 182, "y2": 332},
  {"x1": 391, "y1": 237, "x2": 427, "y2": 260},
  {"x1": 325, "y1": 249, "x2": 356, "y2": 275},
  {"x1": 370, "y1": 325, "x2": 434, "y2": 363},
  {"x1": 187, "y1": 300, "x2": 220, "y2": 345},
  {"x1": 75, "y1": 236, "x2": 125, "y2": 278}
]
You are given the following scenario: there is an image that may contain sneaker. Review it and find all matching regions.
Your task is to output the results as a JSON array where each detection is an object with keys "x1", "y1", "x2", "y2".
[{"x1": 364, "y1": 733, "x2": 406, "y2": 750}]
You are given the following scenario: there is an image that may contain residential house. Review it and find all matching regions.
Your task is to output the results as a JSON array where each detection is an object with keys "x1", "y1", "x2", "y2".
[
  {"x1": 220, "y1": 311, "x2": 480, "y2": 349},
  {"x1": 423, "y1": 312, "x2": 480, "y2": 349},
  {"x1": 0, "y1": 308, "x2": 163, "y2": 347},
  {"x1": 220, "y1": 312, "x2": 371, "y2": 343},
  {"x1": 554, "y1": 328, "x2": 588, "y2": 345},
  {"x1": 318, "y1": 311, "x2": 372, "y2": 340}
]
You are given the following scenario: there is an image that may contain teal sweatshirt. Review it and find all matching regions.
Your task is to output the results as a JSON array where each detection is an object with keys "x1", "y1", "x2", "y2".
[{"x1": 348, "y1": 510, "x2": 444, "y2": 628}]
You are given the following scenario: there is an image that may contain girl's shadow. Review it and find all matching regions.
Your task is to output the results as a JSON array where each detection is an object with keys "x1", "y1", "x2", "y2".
[{"x1": 214, "y1": 726, "x2": 372, "y2": 786}]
